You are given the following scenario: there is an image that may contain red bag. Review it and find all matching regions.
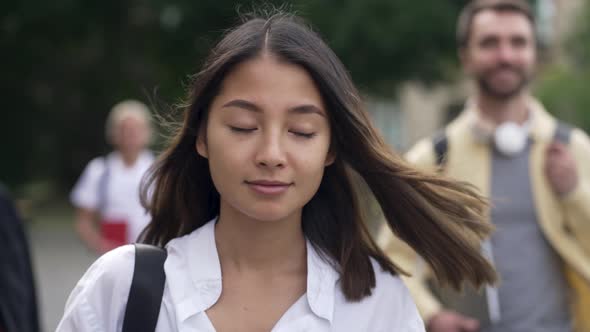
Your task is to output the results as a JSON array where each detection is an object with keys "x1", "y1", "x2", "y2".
[{"x1": 100, "y1": 219, "x2": 128, "y2": 247}]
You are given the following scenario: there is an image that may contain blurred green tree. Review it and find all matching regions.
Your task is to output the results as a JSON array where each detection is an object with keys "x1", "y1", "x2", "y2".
[
  {"x1": 0, "y1": 0, "x2": 467, "y2": 194},
  {"x1": 535, "y1": 2, "x2": 590, "y2": 133}
]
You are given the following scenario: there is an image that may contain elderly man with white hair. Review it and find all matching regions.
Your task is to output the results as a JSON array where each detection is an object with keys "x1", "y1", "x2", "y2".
[{"x1": 70, "y1": 99, "x2": 155, "y2": 254}]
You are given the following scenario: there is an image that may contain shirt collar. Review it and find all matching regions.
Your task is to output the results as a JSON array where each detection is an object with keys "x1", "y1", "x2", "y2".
[
  {"x1": 305, "y1": 240, "x2": 338, "y2": 323},
  {"x1": 164, "y1": 218, "x2": 340, "y2": 325},
  {"x1": 461, "y1": 96, "x2": 555, "y2": 144},
  {"x1": 165, "y1": 219, "x2": 222, "y2": 322}
]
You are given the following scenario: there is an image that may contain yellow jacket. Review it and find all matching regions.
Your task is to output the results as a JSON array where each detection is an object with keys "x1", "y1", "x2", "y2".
[{"x1": 379, "y1": 98, "x2": 590, "y2": 332}]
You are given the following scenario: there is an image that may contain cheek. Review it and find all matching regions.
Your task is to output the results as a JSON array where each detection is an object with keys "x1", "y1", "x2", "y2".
[
  {"x1": 204, "y1": 124, "x2": 259, "y2": 200},
  {"x1": 302, "y1": 160, "x2": 326, "y2": 185},
  {"x1": 293, "y1": 140, "x2": 331, "y2": 183},
  {"x1": 206, "y1": 130, "x2": 243, "y2": 176},
  {"x1": 475, "y1": 56, "x2": 495, "y2": 70},
  {"x1": 206, "y1": 149, "x2": 242, "y2": 203},
  {"x1": 295, "y1": 158, "x2": 327, "y2": 206},
  {"x1": 299, "y1": 147, "x2": 330, "y2": 170},
  {"x1": 131, "y1": 129, "x2": 147, "y2": 143}
]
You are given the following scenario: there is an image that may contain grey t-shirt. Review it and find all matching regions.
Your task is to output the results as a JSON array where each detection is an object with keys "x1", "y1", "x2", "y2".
[{"x1": 485, "y1": 141, "x2": 571, "y2": 332}]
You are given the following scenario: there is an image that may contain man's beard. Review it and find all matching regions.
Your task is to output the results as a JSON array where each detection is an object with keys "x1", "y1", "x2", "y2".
[{"x1": 476, "y1": 63, "x2": 532, "y2": 100}]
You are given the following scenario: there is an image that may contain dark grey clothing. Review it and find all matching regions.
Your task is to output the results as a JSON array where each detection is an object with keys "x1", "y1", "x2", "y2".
[
  {"x1": 484, "y1": 142, "x2": 571, "y2": 332},
  {"x1": 0, "y1": 184, "x2": 40, "y2": 332}
]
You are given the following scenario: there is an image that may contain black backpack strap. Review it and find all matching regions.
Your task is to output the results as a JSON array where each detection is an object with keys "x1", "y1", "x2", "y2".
[
  {"x1": 553, "y1": 121, "x2": 572, "y2": 145},
  {"x1": 122, "y1": 244, "x2": 167, "y2": 332},
  {"x1": 432, "y1": 130, "x2": 449, "y2": 167}
]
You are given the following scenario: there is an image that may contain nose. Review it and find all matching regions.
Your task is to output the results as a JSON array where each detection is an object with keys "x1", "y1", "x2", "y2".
[
  {"x1": 497, "y1": 42, "x2": 517, "y2": 63},
  {"x1": 255, "y1": 131, "x2": 286, "y2": 169}
]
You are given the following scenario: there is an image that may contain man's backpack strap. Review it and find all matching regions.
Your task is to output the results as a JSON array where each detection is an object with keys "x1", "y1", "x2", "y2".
[
  {"x1": 432, "y1": 130, "x2": 449, "y2": 167},
  {"x1": 96, "y1": 155, "x2": 111, "y2": 215},
  {"x1": 122, "y1": 244, "x2": 167, "y2": 332},
  {"x1": 430, "y1": 121, "x2": 572, "y2": 168}
]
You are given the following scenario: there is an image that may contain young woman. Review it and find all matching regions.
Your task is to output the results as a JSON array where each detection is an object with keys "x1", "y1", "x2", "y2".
[{"x1": 57, "y1": 11, "x2": 496, "y2": 332}]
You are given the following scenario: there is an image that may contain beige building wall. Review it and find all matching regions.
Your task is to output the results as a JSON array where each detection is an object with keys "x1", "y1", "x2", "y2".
[
  {"x1": 538, "y1": 0, "x2": 585, "y2": 61},
  {"x1": 552, "y1": 0, "x2": 585, "y2": 40},
  {"x1": 399, "y1": 82, "x2": 463, "y2": 148}
]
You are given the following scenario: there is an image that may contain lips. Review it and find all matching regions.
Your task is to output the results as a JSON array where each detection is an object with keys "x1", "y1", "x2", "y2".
[
  {"x1": 486, "y1": 65, "x2": 523, "y2": 79},
  {"x1": 245, "y1": 180, "x2": 292, "y2": 195},
  {"x1": 490, "y1": 69, "x2": 519, "y2": 80}
]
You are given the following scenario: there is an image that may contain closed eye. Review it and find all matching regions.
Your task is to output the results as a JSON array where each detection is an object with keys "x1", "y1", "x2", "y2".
[
  {"x1": 229, "y1": 126, "x2": 257, "y2": 133},
  {"x1": 290, "y1": 131, "x2": 316, "y2": 139}
]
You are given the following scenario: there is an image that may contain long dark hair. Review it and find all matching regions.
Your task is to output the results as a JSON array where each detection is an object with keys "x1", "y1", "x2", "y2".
[{"x1": 140, "y1": 11, "x2": 496, "y2": 301}]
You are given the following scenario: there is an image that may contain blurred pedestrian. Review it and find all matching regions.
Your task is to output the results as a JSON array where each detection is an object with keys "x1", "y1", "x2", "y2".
[
  {"x1": 57, "y1": 10, "x2": 497, "y2": 332},
  {"x1": 379, "y1": 1, "x2": 590, "y2": 331},
  {"x1": 70, "y1": 100, "x2": 155, "y2": 254},
  {"x1": 0, "y1": 183, "x2": 40, "y2": 332}
]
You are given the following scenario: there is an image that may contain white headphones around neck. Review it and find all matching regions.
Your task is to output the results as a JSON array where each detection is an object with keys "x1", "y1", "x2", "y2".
[{"x1": 470, "y1": 111, "x2": 532, "y2": 157}]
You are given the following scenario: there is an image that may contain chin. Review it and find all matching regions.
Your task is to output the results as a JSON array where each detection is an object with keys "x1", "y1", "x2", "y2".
[
  {"x1": 481, "y1": 82, "x2": 524, "y2": 99},
  {"x1": 241, "y1": 205, "x2": 300, "y2": 223}
]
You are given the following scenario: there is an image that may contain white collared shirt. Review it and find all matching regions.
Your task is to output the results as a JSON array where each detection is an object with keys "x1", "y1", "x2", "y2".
[
  {"x1": 57, "y1": 219, "x2": 424, "y2": 331},
  {"x1": 70, "y1": 150, "x2": 154, "y2": 243}
]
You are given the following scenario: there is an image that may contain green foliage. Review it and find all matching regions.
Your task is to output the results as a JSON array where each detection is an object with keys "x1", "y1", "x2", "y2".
[
  {"x1": 302, "y1": 0, "x2": 467, "y2": 93},
  {"x1": 535, "y1": 65, "x2": 590, "y2": 131},
  {"x1": 1, "y1": 0, "x2": 466, "y2": 192},
  {"x1": 535, "y1": 2, "x2": 590, "y2": 132}
]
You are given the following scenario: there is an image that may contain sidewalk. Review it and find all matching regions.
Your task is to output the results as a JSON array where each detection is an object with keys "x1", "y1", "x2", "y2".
[{"x1": 29, "y1": 221, "x2": 97, "y2": 331}]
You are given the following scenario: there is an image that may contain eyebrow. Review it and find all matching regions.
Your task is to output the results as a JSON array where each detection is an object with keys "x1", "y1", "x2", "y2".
[{"x1": 222, "y1": 99, "x2": 326, "y2": 117}]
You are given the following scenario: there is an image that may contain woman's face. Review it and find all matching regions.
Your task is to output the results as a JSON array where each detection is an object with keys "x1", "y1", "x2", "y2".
[{"x1": 197, "y1": 54, "x2": 333, "y2": 223}]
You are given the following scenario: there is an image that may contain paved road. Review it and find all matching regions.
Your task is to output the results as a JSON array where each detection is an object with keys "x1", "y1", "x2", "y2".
[{"x1": 29, "y1": 223, "x2": 98, "y2": 331}]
